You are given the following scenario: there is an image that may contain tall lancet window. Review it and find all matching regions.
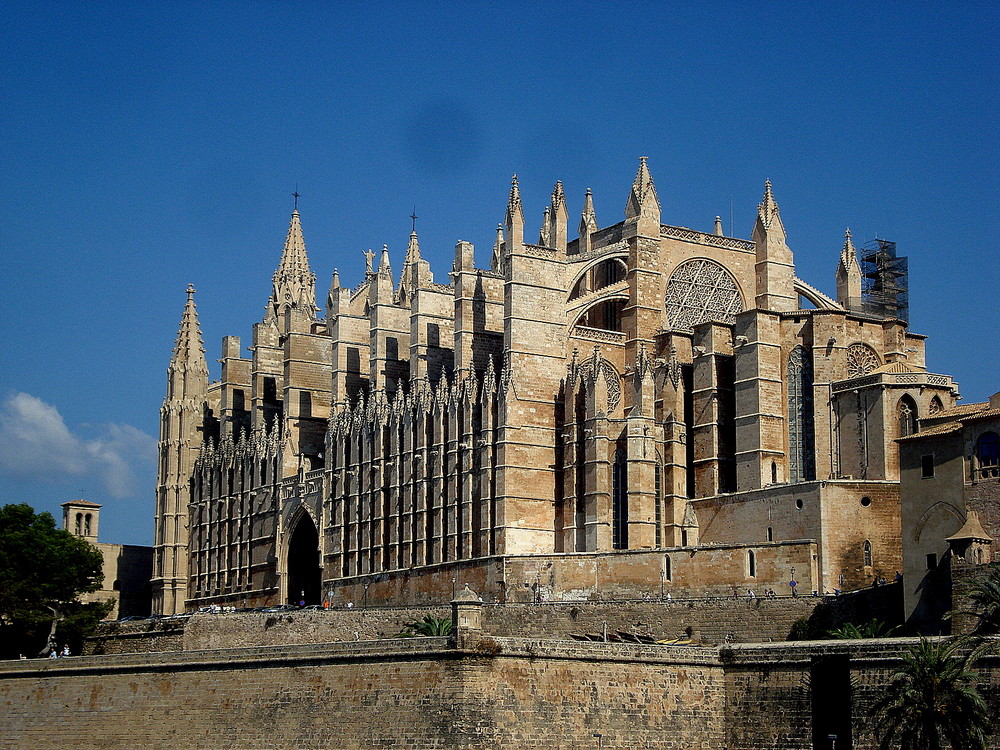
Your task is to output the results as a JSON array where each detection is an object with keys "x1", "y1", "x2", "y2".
[
  {"x1": 787, "y1": 346, "x2": 816, "y2": 483},
  {"x1": 612, "y1": 447, "x2": 628, "y2": 550},
  {"x1": 897, "y1": 396, "x2": 918, "y2": 438}
]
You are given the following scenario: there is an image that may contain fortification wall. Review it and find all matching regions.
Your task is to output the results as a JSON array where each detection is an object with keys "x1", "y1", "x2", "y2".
[{"x1": 0, "y1": 639, "x2": 725, "y2": 750}]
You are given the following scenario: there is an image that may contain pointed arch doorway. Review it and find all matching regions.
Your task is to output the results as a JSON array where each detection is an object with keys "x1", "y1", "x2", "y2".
[{"x1": 286, "y1": 512, "x2": 321, "y2": 605}]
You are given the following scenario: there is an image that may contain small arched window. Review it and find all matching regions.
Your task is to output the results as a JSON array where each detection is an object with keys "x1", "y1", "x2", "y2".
[
  {"x1": 897, "y1": 396, "x2": 918, "y2": 437},
  {"x1": 771, "y1": 461, "x2": 778, "y2": 484},
  {"x1": 863, "y1": 539, "x2": 873, "y2": 568},
  {"x1": 84, "y1": 514, "x2": 92, "y2": 537},
  {"x1": 747, "y1": 549, "x2": 757, "y2": 578},
  {"x1": 75, "y1": 513, "x2": 83, "y2": 535},
  {"x1": 767, "y1": 526, "x2": 773, "y2": 542},
  {"x1": 664, "y1": 555, "x2": 672, "y2": 582},
  {"x1": 929, "y1": 396, "x2": 943, "y2": 415}
]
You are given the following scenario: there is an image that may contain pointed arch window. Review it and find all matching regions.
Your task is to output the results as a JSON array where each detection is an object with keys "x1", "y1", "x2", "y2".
[
  {"x1": 929, "y1": 396, "x2": 943, "y2": 415},
  {"x1": 787, "y1": 346, "x2": 816, "y2": 483},
  {"x1": 863, "y1": 539, "x2": 873, "y2": 568},
  {"x1": 897, "y1": 396, "x2": 918, "y2": 438},
  {"x1": 747, "y1": 549, "x2": 756, "y2": 578}
]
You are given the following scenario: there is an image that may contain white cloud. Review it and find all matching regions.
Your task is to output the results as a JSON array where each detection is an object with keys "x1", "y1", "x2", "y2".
[{"x1": 0, "y1": 392, "x2": 156, "y2": 498}]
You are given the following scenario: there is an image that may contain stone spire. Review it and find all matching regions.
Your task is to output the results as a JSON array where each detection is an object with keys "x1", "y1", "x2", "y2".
[
  {"x1": 713, "y1": 216, "x2": 724, "y2": 236},
  {"x1": 750, "y1": 179, "x2": 796, "y2": 312},
  {"x1": 168, "y1": 284, "x2": 209, "y2": 397},
  {"x1": 154, "y1": 284, "x2": 209, "y2": 615},
  {"x1": 269, "y1": 209, "x2": 317, "y2": 328},
  {"x1": 755, "y1": 180, "x2": 782, "y2": 234},
  {"x1": 548, "y1": 180, "x2": 568, "y2": 252},
  {"x1": 836, "y1": 228, "x2": 863, "y2": 311},
  {"x1": 397, "y1": 230, "x2": 421, "y2": 303},
  {"x1": 578, "y1": 188, "x2": 597, "y2": 254},
  {"x1": 505, "y1": 174, "x2": 524, "y2": 251},
  {"x1": 624, "y1": 156, "x2": 661, "y2": 235},
  {"x1": 326, "y1": 269, "x2": 346, "y2": 319}
]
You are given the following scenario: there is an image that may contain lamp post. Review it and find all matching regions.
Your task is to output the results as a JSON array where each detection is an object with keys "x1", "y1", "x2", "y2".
[
  {"x1": 660, "y1": 568, "x2": 665, "y2": 600},
  {"x1": 593, "y1": 732, "x2": 603, "y2": 749}
]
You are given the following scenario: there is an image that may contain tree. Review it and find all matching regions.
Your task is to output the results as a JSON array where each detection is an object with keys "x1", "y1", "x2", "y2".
[
  {"x1": 0, "y1": 503, "x2": 106, "y2": 658},
  {"x1": 396, "y1": 615, "x2": 453, "y2": 637},
  {"x1": 870, "y1": 638, "x2": 991, "y2": 750}
]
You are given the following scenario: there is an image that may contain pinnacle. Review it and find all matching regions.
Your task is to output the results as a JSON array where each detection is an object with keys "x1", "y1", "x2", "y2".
[
  {"x1": 273, "y1": 209, "x2": 313, "y2": 284},
  {"x1": 626, "y1": 156, "x2": 660, "y2": 219},
  {"x1": 551, "y1": 180, "x2": 565, "y2": 205},
  {"x1": 508, "y1": 174, "x2": 522, "y2": 208},
  {"x1": 379, "y1": 244, "x2": 392, "y2": 276},
  {"x1": 841, "y1": 228, "x2": 860, "y2": 270},
  {"x1": 756, "y1": 179, "x2": 780, "y2": 228},
  {"x1": 171, "y1": 284, "x2": 208, "y2": 374}
]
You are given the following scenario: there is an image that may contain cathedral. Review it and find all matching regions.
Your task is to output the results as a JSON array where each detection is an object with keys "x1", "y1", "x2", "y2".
[{"x1": 151, "y1": 158, "x2": 959, "y2": 615}]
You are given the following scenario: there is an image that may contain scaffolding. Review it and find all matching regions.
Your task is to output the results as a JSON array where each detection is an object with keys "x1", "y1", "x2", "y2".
[{"x1": 861, "y1": 238, "x2": 909, "y2": 323}]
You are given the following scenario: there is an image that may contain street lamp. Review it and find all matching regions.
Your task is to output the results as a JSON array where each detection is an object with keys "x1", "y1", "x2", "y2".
[
  {"x1": 660, "y1": 568, "x2": 665, "y2": 600},
  {"x1": 593, "y1": 732, "x2": 603, "y2": 749}
]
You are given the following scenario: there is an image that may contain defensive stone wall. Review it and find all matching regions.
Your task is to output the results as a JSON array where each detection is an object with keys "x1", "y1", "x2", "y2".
[
  {"x1": 1, "y1": 638, "x2": 726, "y2": 750},
  {"x1": 8, "y1": 632, "x2": 1000, "y2": 749}
]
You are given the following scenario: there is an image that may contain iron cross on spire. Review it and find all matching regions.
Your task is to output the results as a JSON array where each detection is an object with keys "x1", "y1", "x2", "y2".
[
  {"x1": 292, "y1": 188, "x2": 300, "y2": 211},
  {"x1": 410, "y1": 206, "x2": 418, "y2": 233}
]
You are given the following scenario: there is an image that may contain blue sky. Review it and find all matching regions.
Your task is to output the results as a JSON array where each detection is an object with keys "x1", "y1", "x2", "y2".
[{"x1": 1, "y1": 1, "x2": 997, "y2": 546}]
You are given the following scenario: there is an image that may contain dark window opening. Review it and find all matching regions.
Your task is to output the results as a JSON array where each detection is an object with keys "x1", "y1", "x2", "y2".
[
  {"x1": 926, "y1": 553, "x2": 937, "y2": 571},
  {"x1": 863, "y1": 540, "x2": 873, "y2": 567},
  {"x1": 299, "y1": 390, "x2": 312, "y2": 419},
  {"x1": 767, "y1": 526, "x2": 773, "y2": 542},
  {"x1": 347, "y1": 347, "x2": 361, "y2": 373},
  {"x1": 975, "y1": 432, "x2": 1000, "y2": 478},
  {"x1": 386, "y1": 336, "x2": 399, "y2": 361},
  {"x1": 787, "y1": 346, "x2": 816, "y2": 483},
  {"x1": 427, "y1": 323, "x2": 440, "y2": 348},
  {"x1": 921, "y1": 454, "x2": 935, "y2": 478},
  {"x1": 612, "y1": 446, "x2": 628, "y2": 550},
  {"x1": 748, "y1": 549, "x2": 756, "y2": 578}
]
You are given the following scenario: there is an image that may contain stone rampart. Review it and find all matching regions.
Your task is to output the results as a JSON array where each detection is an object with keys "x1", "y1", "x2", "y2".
[
  {"x1": 1, "y1": 638, "x2": 725, "y2": 750},
  {"x1": 6, "y1": 631, "x2": 1000, "y2": 749}
]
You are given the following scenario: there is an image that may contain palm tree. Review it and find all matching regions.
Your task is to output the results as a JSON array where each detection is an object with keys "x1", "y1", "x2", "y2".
[
  {"x1": 951, "y1": 563, "x2": 1000, "y2": 634},
  {"x1": 870, "y1": 638, "x2": 991, "y2": 750},
  {"x1": 396, "y1": 615, "x2": 453, "y2": 637}
]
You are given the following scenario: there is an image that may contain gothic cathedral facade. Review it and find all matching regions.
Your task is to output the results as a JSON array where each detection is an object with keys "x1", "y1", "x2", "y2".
[{"x1": 152, "y1": 159, "x2": 958, "y2": 614}]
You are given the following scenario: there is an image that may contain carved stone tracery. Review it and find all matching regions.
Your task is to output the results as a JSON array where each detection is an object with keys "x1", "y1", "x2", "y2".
[
  {"x1": 664, "y1": 258, "x2": 743, "y2": 330},
  {"x1": 846, "y1": 343, "x2": 880, "y2": 378}
]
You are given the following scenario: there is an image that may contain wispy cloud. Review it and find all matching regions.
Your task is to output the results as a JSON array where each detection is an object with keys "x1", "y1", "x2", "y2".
[{"x1": 0, "y1": 392, "x2": 156, "y2": 498}]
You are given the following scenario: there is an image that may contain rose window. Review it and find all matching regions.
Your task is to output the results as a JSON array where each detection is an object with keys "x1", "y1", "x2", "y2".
[
  {"x1": 664, "y1": 259, "x2": 743, "y2": 330},
  {"x1": 846, "y1": 344, "x2": 880, "y2": 378}
]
